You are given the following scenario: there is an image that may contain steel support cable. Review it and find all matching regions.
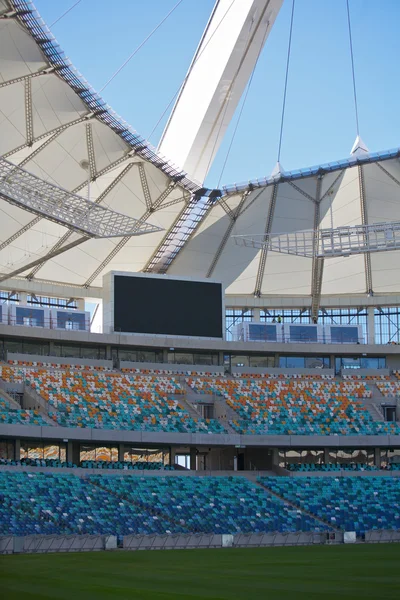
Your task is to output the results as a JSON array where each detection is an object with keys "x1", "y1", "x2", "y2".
[
  {"x1": 346, "y1": 0, "x2": 360, "y2": 136},
  {"x1": 49, "y1": 0, "x2": 82, "y2": 28},
  {"x1": 277, "y1": 0, "x2": 295, "y2": 163},
  {"x1": 147, "y1": 0, "x2": 236, "y2": 143},
  {"x1": 100, "y1": 0, "x2": 185, "y2": 93}
]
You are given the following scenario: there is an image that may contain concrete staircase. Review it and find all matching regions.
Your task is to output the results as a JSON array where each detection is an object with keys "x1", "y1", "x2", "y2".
[
  {"x1": 0, "y1": 386, "x2": 22, "y2": 410},
  {"x1": 172, "y1": 393, "x2": 203, "y2": 420},
  {"x1": 178, "y1": 381, "x2": 237, "y2": 433},
  {"x1": 361, "y1": 384, "x2": 386, "y2": 421},
  {"x1": 256, "y1": 478, "x2": 341, "y2": 532}
]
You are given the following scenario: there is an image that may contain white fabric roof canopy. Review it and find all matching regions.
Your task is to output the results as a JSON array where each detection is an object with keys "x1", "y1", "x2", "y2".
[{"x1": 0, "y1": 1, "x2": 400, "y2": 303}]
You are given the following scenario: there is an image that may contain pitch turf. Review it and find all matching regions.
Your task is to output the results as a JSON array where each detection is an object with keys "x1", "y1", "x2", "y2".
[{"x1": 1, "y1": 544, "x2": 399, "y2": 599}]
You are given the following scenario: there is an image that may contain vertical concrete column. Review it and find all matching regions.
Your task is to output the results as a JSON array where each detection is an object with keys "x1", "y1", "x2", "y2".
[
  {"x1": 253, "y1": 308, "x2": 261, "y2": 321},
  {"x1": 374, "y1": 447, "x2": 381, "y2": 469},
  {"x1": 118, "y1": 444, "x2": 125, "y2": 462},
  {"x1": 67, "y1": 441, "x2": 73, "y2": 464},
  {"x1": 19, "y1": 292, "x2": 28, "y2": 304},
  {"x1": 324, "y1": 448, "x2": 330, "y2": 464},
  {"x1": 76, "y1": 298, "x2": 85, "y2": 311},
  {"x1": 14, "y1": 439, "x2": 21, "y2": 461},
  {"x1": 189, "y1": 447, "x2": 197, "y2": 470},
  {"x1": 367, "y1": 307, "x2": 375, "y2": 344},
  {"x1": 170, "y1": 447, "x2": 176, "y2": 467}
]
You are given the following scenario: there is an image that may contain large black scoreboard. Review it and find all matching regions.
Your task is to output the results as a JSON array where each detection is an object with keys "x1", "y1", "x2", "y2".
[{"x1": 113, "y1": 274, "x2": 223, "y2": 338}]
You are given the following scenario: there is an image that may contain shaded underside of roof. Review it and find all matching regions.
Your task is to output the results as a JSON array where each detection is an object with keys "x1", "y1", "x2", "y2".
[
  {"x1": 0, "y1": 0, "x2": 400, "y2": 299},
  {"x1": 166, "y1": 158, "x2": 400, "y2": 298}
]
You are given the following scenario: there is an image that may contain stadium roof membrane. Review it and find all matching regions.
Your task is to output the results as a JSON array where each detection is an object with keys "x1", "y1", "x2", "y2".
[{"x1": 1, "y1": 0, "x2": 400, "y2": 301}]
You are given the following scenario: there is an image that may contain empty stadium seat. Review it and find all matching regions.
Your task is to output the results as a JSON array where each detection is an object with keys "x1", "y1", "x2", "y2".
[{"x1": 0, "y1": 366, "x2": 225, "y2": 434}]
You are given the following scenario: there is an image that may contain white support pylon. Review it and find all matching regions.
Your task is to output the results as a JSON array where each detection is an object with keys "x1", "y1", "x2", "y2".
[{"x1": 158, "y1": 0, "x2": 283, "y2": 184}]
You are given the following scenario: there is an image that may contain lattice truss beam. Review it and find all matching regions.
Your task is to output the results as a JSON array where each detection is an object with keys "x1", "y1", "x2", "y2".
[
  {"x1": 234, "y1": 221, "x2": 400, "y2": 259},
  {"x1": 0, "y1": 157, "x2": 161, "y2": 238}
]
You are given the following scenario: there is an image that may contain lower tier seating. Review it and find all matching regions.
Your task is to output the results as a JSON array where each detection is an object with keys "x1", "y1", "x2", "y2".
[
  {"x1": 286, "y1": 463, "x2": 378, "y2": 472},
  {"x1": 259, "y1": 476, "x2": 400, "y2": 533},
  {"x1": 0, "y1": 472, "x2": 327, "y2": 537}
]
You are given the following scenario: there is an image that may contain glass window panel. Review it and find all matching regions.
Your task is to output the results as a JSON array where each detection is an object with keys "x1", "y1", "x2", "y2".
[
  {"x1": 4, "y1": 340, "x2": 23, "y2": 353},
  {"x1": 248, "y1": 324, "x2": 277, "y2": 342},
  {"x1": 0, "y1": 440, "x2": 14, "y2": 459},
  {"x1": 231, "y1": 355, "x2": 249, "y2": 367},
  {"x1": 174, "y1": 353, "x2": 193, "y2": 365},
  {"x1": 137, "y1": 351, "x2": 156, "y2": 362},
  {"x1": 304, "y1": 356, "x2": 330, "y2": 369},
  {"x1": 289, "y1": 325, "x2": 317, "y2": 343},
  {"x1": 249, "y1": 355, "x2": 274, "y2": 368},
  {"x1": 60, "y1": 443, "x2": 66, "y2": 463},
  {"x1": 80, "y1": 445, "x2": 96, "y2": 461},
  {"x1": 330, "y1": 326, "x2": 359, "y2": 344},
  {"x1": 44, "y1": 445, "x2": 59, "y2": 460},
  {"x1": 225, "y1": 308, "x2": 253, "y2": 341},
  {"x1": 280, "y1": 356, "x2": 305, "y2": 368},
  {"x1": 95, "y1": 446, "x2": 111, "y2": 461},
  {"x1": 111, "y1": 447, "x2": 118, "y2": 462},
  {"x1": 28, "y1": 444, "x2": 43, "y2": 459},
  {"x1": 81, "y1": 346, "x2": 99, "y2": 359}
]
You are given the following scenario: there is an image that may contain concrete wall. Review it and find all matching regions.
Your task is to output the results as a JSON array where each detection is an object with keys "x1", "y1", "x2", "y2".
[
  {"x1": 2, "y1": 322, "x2": 400, "y2": 357},
  {"x1": 232, "y1": 367, "x2": 334, "y2": 377},
  {"x1": 1, "y1": 423, "x2": 399, "y2": 448},
  {"x1": 120, "y1": 361, "x2": 224, "y2": 374},
  {"x1": 6, "y1": 352, "x2": 113, "y2": 370}
]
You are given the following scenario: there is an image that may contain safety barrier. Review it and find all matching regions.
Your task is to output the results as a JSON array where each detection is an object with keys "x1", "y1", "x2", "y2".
[
  {"x1": 365, "y1": 530, "x2": 400, "y2": 543},
  {"x1": 0, "y1": 534, "x2": 116, "y2": 554},
  {"x1": 0, "y1": 536, "x2": 14, "y2": 554},
  {"x1": 1, "y1": 530, "x2": 399, "y2": 554},
  {"x1": 123, "y1": 534, "x2": 223, "y2": 551}
]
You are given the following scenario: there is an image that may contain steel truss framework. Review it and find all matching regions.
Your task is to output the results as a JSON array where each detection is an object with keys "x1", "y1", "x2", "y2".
[
  {"x1": 0, "y1": 157, "x2": 161, "y2": 238},
  {"x1": 234, "y1": 221, "x2": 400, "y2": 259}
]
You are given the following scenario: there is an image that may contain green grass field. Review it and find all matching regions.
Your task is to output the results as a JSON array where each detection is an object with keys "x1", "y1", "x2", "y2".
[{"x1": 1, "y1": 544, "x2": 399, "y2": 599}]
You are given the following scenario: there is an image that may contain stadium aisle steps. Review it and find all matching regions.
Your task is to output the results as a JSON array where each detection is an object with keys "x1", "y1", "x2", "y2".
[
  {"x1": 88, "y1": 477, "x2": 204, "y2": 534},
  {"x1": 256, "y1": 478, "x2": 340, "y2": 532},
  {"x1": 258, "y1": 476, "x2": 400, "y2": 534}
]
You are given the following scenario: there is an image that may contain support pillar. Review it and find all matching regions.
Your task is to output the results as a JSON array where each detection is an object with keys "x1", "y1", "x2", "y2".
[
  {"x1": 253, "y1": 308, "x2": 261, "y2": 322},
  {"x1": 19, "y1": 292, "x2": 28, "y2": 304},
  {"x1": 374, "y1": 447, "x2": 381, "y2": 469},
  {"x1": 367, "y1": 307, "x2": 375, "y2": 344},
  {"x1": 76, "y1": 298, "x2": 85, "y2": 311},
  {"x1": 189, "y1": 447, "x2": 197, "y2": 471},
  {"x1": 67, "y1": 441, "x2": 73, "y2": 464},
  {"x1": 14, "y1": 439, "x2": 20, "y2": 461},
  {"x1": 324, "y1": 448, "x2": 330, "y2": 464},
  {"x1": 118, "y1": 444, "x2": 125, "y2": 462},
  {"x1": 170, "y1": 447, "x2": 176, "y2": 468}
]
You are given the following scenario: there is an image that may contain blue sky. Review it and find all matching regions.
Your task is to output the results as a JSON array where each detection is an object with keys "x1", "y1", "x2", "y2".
[{"x1": 35, "y1": 0, "x2": 400, "y2": 188}]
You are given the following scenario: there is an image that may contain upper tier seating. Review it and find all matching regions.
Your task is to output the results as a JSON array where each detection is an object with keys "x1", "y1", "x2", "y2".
[
  {"x1": 187, "y1": 377, "x2": 400, "y2": 435},
  {"x1": 259, "y1": 476, "x2": 400, "y2": 534},
  {"x1": 0, "y1": 472, "x2": 328, "y2": 538},
  {"x1": 342, "y1": 373, "x2": 391, "y2": 380},
  {"x1": 0, "y1": 396, "x2": 49, "y2": 426},
  {"x1": 0, "y1": 366, "x2": 225, "y2": 434},
  {"x1": 376, "y1": 382, "x2": 400, "y2": 397}
]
